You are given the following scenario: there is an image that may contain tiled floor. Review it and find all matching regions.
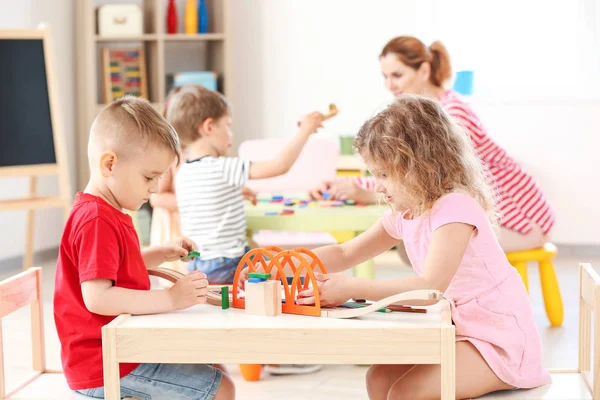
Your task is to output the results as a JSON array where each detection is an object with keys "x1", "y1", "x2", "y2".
[{"x1": 1, "y1": 250, "x2": 598, "y2": 399}]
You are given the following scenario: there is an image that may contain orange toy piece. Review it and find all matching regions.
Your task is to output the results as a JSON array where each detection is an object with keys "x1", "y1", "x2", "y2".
[{"x1": 232, "y1": 247, "x2": 328, "y2": 317}]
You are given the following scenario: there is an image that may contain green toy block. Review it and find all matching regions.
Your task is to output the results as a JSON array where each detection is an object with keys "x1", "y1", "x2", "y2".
[
  {"x1": 181, "y1": 251, "x2": 200, "y2": 261},
  {"x1": 221, "y1": 286, "x2": 229, "y2": 309},
  {"x1": 247, "y1": 272, "x2": 271, "y2": 279}
]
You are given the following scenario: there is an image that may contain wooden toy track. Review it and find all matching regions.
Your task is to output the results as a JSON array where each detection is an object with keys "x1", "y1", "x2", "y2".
[
  {"x1": 147, "y1": 267, "x2": 223, "y2": 306},
  {"x1": 149, "y1": 249, "x2": 443, "y2": 319}
]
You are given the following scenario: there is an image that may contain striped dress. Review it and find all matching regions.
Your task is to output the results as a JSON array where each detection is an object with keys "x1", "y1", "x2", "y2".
[
  {"x1": 175, "y1": 156, "x2": 250, "y2": 260},
  {"x1": 353, "y1": 90, "x2": 555, "y2": 235}
]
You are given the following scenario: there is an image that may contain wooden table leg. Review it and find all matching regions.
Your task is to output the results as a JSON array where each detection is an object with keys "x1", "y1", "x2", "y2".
[
  {"x1": 103, "y1": 317, "x2": 127, "y2": 399},
  {"x1": 441, "y1": 325, "x2": 456, "y2": 400}
]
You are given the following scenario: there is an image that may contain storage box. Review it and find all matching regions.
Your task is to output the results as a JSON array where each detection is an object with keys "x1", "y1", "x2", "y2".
[{"x1": 98, "y1": 4, "x2": 143, "y2": 37}]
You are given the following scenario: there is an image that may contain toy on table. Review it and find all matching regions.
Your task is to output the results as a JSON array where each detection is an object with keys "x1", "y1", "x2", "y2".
[
  {"x1": 319, "y1": 200, "x2": 344, "y2": 208},
  {"x1": 245, "y1": 272, "x2": 282, "y2": 316},
  {"x1": 150, "y1": 251, "x2": 439, "y2": 318},
  {"x1": 147, "y1": 267, "x2": 224, "y2": 307},
  {"x1": 297, "y1": 103, "x2": 339, "y2": 127},
  {"x1": 181, "y1": 250, "x2": 200, "y2": 261},
  {"x1": 221, "y1": 286, "x2": 230, "y2": 309},
  {"x1": 231, "y1": 247, "x2": 441, "y2": 318}
]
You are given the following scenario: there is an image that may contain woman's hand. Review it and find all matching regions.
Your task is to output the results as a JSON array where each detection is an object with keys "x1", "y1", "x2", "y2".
[{"x1": 296, "y1": 272, "x2": 356, "y2": 307}]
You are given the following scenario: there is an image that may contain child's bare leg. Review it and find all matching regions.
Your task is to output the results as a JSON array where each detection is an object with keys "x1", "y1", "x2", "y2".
[
  {"x1": 213, "y1": 371, "x2": 235, "y2": 400},
  {"x1": 386, "y1": 341, "x2": 513, "y2": 400},
  {"x1": 366, "y1": 364, "x2": 415, "y2": 400}
]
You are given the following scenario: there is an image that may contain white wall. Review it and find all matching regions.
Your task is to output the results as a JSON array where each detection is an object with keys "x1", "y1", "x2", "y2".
[
  {"x1": 0, "y1": 0, "x2": 76, "y2": 262},
  {"x1": 230, "y1": 0, "x2": 600, "y2": 245}
]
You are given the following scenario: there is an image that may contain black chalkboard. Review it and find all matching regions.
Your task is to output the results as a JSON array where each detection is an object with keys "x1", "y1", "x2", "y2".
[{"x1": 0, "y1": 39, "x2": 56, "y2": 167}]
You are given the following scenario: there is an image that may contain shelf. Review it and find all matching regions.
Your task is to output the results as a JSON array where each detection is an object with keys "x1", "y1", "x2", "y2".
[
  {"x1": 95, "y1": 34, "x2": 158, "y2": 42},
  {"x1": 337, "y1": 155, "x2": 367, "y2": 171},
  {"x1": 0, "y1": 196, "x2": 67, "y2": 211},
  {"x1": 163, "y1": 33, "x2": 225, "y2": 42}
]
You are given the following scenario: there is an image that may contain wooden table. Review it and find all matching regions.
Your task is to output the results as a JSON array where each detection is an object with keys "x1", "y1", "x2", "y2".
[
  {"x1": 102, "y1": 301, "x2": 456, "y2": 400},
  {"x1": 245, "y1": 200, "x2": 388, "y2": 278}
]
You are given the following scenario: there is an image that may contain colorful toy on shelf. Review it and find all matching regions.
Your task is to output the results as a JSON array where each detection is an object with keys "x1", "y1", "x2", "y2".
[
  {"x1": 166, "y1": 0, "x2": 177, "y2": 34},
  {"x1": 197, "y1": 0, "x2": 209, "y2": 33},
  {"x1": 185, "y1": 0, "x2": 197, "y2": 35}
]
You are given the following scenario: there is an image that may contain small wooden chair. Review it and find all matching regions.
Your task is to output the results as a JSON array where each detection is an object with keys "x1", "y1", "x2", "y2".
[
  {"x1": 0, "y1": 267, "x2": 88, "y2": 399},
  {"x1": 505, "y1": 243, "x2": 563, "y2": 326},
  {"x1": 480, "y1": 263, "x2": 598, "y2": 399}
]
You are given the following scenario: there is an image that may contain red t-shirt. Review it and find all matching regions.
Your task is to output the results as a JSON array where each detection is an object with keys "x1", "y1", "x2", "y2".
[{"x1": 53, "y1": 192, "x2": 150, "y2": 390}]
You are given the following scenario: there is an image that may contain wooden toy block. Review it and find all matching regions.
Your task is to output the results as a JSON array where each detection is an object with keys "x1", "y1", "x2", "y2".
[
  {"x1": 181, "y1": 250, "x2": 200, "y2": 261},
  {"x1": 245, "y1": 280, "x2": 282, "y2": 317},
  {"x1": 247, "y1": 272, "x2": 271, "y2": 280},
  {"x1": 221, "y1": 286, "x2": 229, "y2": 309}
]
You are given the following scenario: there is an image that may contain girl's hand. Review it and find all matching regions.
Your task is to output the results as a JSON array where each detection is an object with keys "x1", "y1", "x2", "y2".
[
  {"x1": 296, "y1": 272, "x2": 356, "y2": 307},
  {"x1": 162, "y1": 237, "x2": 198, "y2": 262}
]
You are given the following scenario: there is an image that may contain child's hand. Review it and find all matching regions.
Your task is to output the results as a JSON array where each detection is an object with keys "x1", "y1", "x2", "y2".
[
  {"x1": 296, "y1": 272, "x2": 355, "y2": 307},
  {"x1": 237, "y1": 267, "x2": 249, "y2": 291},
  {"x1": 298, "y1": 112, "x2": 324, "y2": 136},
  {"x1": 328, "y1": 180, "x2": 365, "y2": 201},
  {"x1": 168, "y1": 270, "x2": 209, "y2": 310},
  {"x1": 237, "y1": 264, "x2": 268, "y2": 291},
  {"x1": 241, "y1": 186, "x2": 257, "y2": 205},
  {"x1": 162, "y1": 237, "x2": 198, "y2": 262},
  {"x1": 309, "y1": 180, "x2": 332, "y2": 200}
]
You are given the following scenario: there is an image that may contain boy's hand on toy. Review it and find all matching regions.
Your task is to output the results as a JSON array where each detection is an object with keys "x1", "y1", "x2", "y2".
[
  {"x1": 168, "y1": 270, "x2": 209, "y2": 310},
  {"x1": 309, "y1": 180, "x2": 332, "y2": 200},
  {"x1": 296, "y1": 272, "x2": 354, "y2": 307},
  {"x1": 298, "y1": 112, "x2": 324, "y2": 136},
  {"x1": 241, "y1": 186, "x2": 257, "y2": 205},
  {"x1": 162, "y1": 236, "x2": 198, "y2": 262}
]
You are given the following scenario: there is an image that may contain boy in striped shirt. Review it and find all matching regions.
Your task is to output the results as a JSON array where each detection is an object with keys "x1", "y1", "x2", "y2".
[{"x1": 166, "y1": 85, "x2": 323, "y2": 284}]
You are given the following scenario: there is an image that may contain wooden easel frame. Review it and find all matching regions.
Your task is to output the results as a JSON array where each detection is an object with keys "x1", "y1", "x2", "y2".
[{"x1": 0, "y1": 26, "x2": 72, "y2": 270}]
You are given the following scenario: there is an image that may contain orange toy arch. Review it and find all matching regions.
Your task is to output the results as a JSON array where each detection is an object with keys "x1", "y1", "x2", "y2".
[
  {"x1": 231, "y1": 247, "x2": 327, "y2": 317},
  {"x1": 267, "y1": 250, "x2": 322, "y2": 317},
  {"x1": 232, "y1": 247, "x2": 288, "y2": 309}
]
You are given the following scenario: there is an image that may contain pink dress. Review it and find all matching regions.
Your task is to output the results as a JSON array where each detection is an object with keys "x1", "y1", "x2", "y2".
[{"x1": 381, "y1": 193, "x2": 551, "y2": 389}]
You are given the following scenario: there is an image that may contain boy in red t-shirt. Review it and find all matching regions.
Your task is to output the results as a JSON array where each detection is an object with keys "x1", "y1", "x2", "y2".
[{"x1": 54, "y1": 97, "x2": 234, "y2": 399}]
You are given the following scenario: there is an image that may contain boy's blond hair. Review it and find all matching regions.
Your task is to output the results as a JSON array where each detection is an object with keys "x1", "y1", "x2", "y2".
[
  {"x1": 354, "y1": 94, "x2": 498, "y2": 224},
  {"x1": 90, "y1": 96, "x2": 181, "y2": 164},
  {"x1": 165, "y1": 85, "x2": 231, "y2": 145}
]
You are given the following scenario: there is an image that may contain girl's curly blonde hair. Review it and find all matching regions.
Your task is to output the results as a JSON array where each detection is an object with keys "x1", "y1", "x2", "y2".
[{"x1": 354, "y1": 94, "x2": 498, "y2": 224}]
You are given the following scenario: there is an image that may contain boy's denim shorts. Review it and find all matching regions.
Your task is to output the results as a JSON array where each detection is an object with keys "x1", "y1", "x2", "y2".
[
  {"x1": 76, "y1": 363, "x2": 222, "y2": 400},
  {"x1": 188, "y1": 247, "x2": 250, "y2": 284}
]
